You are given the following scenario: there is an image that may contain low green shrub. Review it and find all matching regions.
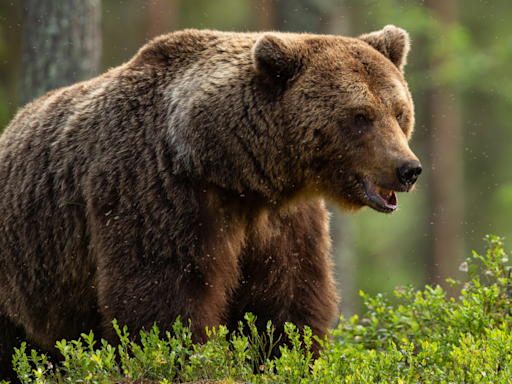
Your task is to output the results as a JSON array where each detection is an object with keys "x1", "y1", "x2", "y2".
[{"x1": 3, "y1": 235, "x2": 512, "y2": 383}]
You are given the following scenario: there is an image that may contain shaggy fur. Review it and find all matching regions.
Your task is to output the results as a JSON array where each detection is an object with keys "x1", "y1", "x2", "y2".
[{"x1": 0, "y1": 26, "x2": 420, "y2": 381}]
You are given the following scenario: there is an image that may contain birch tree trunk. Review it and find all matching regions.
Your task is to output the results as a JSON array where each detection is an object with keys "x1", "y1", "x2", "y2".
[{"x1": 20, "y1": 0, "x2": 101, "y2": 106}]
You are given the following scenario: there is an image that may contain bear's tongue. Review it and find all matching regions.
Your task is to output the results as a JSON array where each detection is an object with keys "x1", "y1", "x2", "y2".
[{"x1": 362, "y1": 179, "x2": 398, "y2": 212}]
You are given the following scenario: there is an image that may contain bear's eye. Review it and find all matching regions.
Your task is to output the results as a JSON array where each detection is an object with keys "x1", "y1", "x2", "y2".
[
  {"x1": 354, "y1": 114, "x2": 367, "y2": 123},
  {"x1": 396, "y1": 112, "x2": 403, "y2": 122},
  {"x1": 353, "y1": 113, "x2": 372, "y2": 132}
]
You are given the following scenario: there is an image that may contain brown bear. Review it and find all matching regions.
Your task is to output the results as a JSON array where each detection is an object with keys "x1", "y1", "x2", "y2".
[{"x1": 0, "y1": 25, "x2": 421, "y2": 380}]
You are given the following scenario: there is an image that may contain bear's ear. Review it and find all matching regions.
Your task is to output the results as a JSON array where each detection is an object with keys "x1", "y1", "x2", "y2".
[
  {"x1": 358, "y1": 25, "x2": 410, "y2": 72},
  {"x1": 252, "y1": 34, "x2": 301, "y2": 82}
]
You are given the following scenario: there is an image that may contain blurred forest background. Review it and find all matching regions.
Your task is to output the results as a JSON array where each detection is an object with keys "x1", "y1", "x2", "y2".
[{"x1": 0, "y1": 0, "x2": 511, "y2": 316}]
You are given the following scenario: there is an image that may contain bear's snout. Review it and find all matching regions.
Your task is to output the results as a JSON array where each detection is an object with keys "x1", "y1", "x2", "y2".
[{"x1": 396, "y1": 161, "x2": 422, "y2": 189}]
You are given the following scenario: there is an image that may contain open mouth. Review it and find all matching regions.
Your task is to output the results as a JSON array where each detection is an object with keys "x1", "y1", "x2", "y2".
[{"x1": 361, "y1": 178, "x2": 398, "y2": 212}]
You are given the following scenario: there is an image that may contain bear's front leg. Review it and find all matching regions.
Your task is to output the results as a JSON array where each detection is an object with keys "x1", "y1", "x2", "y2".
[
  {"x1": 91, "y1": 210, "x2": 242, "y2": 345},
  {"x1": 96, "y1": 258, "x2": 230, "y2": 344},
  {"x1": 226, "y1": 199, "x2": 339, "y2": 357}
]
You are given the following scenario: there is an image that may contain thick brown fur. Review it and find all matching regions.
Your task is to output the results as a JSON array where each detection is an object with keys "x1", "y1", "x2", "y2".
[{"x1": 0, "y1": 26, "x2": 420, "y2": 381}]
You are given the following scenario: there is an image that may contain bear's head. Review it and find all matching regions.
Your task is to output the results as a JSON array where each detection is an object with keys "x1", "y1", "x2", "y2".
[{"x1": 253, "y1": 25, "x2": 422, "y2": 213}]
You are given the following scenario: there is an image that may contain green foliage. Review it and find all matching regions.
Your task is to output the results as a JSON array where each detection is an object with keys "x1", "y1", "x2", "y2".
[
  {"x1": 3, "y1": 235, "x2": 512, "y2": 383},
  {"x1": 351, "y1": 0, "x2": 512, "y2": 98},
  {"x1": 332, "y1": 234, "x2": 512, "y2": 382}
]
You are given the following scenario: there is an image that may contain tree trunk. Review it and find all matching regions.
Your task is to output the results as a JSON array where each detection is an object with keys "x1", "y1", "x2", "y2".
[
  {"x1": 147, "y1": 0, "x2": 179, "y2": 39},
  {"x1": 328, "y1": 205, "x2": 356, "y2": 318},
  {"x1": 425, "y1": 0, "x2": 465, "y2": 290},
  {"x1": 253, "y1": 0, "x2": 278, "y2": 31},
  {"x1": 274, "y1": 0, "x2": 335, "y2": 33},
  {"x1": 20, "y1": 0, "x2": 102, "y2": 106},
  {"x1": 0, "y1": 2, "x2": 23, "y2": 127}
]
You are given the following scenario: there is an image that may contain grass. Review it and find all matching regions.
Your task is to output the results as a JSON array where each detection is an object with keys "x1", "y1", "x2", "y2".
[{"x1": 3, "y1": 235, "x2": 512, "y2": 383}]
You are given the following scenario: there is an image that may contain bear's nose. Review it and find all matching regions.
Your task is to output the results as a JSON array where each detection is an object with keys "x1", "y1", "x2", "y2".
[{"x1": 396, "y1": 161, "x2": 422, "y2": 187}]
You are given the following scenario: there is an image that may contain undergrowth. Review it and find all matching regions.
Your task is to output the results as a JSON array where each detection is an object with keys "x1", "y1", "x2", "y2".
[{"x1": 3, "y1": 235, "x2": 512, "y2": 383}]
